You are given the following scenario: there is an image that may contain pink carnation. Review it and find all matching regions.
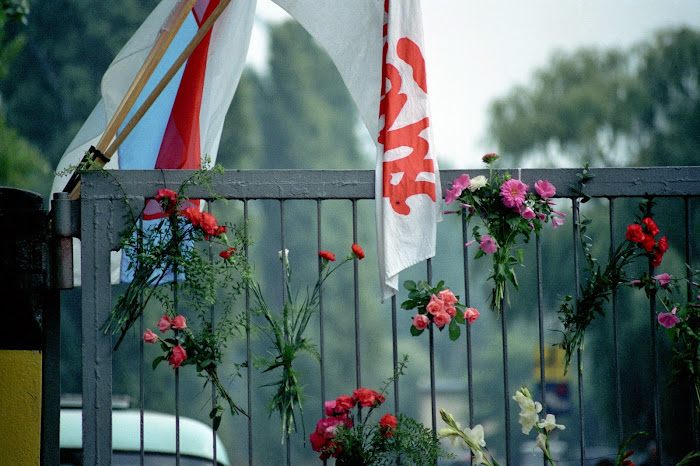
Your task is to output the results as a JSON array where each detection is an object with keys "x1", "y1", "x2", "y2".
[
  {"x1": 445, "y1": 174, "x2": 470, "y2": 204},
  {"x1": 500, "y1": 179, "x2": 528, "y2": 209}
]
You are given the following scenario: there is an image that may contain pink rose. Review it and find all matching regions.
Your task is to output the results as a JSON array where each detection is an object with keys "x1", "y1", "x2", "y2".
[
  {"x1": 479, "y1": 235, "x2": 498, "y2": 254},
  {"x1": 534, "y1": 180, "x2": 556, "y2": 199},
  {"x1": 142, "y1": 328, "x2": 158, "y2": 344},
  {"x1": 168, "y1": 344, "x2": 187, "y2": 369},
  {"x1": 653, "y1": 273, "x2": 672, "y2": 287},
  {"x1": 432, "y1": 311, "x2": 451, "y2": 328},
  {"x1": 426, "y1": 294, "x2": 445, "y2": 315},
  {"x1": 464, "y1": 307, "x2": 480, "y2": 324},
  {"x1": 657, "y1": 312, "x2": 679, "y2": 328},
  {"x1": 438, "y1": 289, "x2": 458, "y2": 306},
  {"x1": 412, "y1": 314, "x2": 430, "y2": 330},
  {"x1": 157, "y1": 315, "x2": 172, "y2": 333},
  {"x1": 500, "y1": 179, "x2": 528, "y2": 209},
  {"x1": 353, "y1": 388, "x2": 385, "y2": 407},
  {"x1": 444, "y1": 305, "x2": 457, "y2": 318},
  {"x1": 171, "y1": 315, "x2": 187, "y2": 330}
]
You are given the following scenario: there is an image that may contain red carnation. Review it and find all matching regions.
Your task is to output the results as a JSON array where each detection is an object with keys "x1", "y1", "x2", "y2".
[
  {"x1": 155, "y1": 188, "x2": 178, "y2": 214},
  {"x1": 379, "y1": 413, "x2": 398, "y2": 438},
  {"x1": 656, "y1": 236, "x2": 669, "y2": 253},
  {"x1": 642, "y1": 217, "x2": 659, "y2": 236},
  {"x1": 352, "y1": 388, "x2": 385, "y2": 407},
  {"x1": 181, "y1": 206, "x2": 202, "y2": 227},
  {"x1": 625, "y1": 224, "x2": 645, "y2": 243},
  {"x1": 351, "y1": 244, "x2": 365, "y2": 260},
  {"x1": 642, "y1": 234, "x2": 656, "y2": 252},
  {"x1": 319, "y1": 250, "x2": 336, "y2": 261}
]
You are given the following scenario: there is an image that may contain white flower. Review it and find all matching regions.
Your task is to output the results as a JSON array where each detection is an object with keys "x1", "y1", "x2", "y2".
[
  {"x1": 469, "y1": 175, "x2": 487, "y2": 191},
  {"x1": 464, "y1": 424, "x2": 486, "y2": 448},
  {"x1": 537, "y1": 413, "x2": 565, "y2": 433},
  {"x1": 513, "y1": 388, "x2": 542, "y2": 434},
  {"x1": 278, "y1": 249, "x2": 289, "y2": 261},
  {"x1": 471, "y1": 448, "x2": 484, "y2": 465},
  {"x1": 534, "y1": 432, "x2": 547, "y2": 452}
]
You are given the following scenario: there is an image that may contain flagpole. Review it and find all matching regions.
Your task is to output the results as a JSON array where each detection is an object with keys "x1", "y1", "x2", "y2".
[{"x1": 64, "y1": 0, "x2": 232, "y2": 199}]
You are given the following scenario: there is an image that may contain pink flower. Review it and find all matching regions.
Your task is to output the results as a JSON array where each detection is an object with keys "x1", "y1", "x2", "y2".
[
  {"x1": 438, "y1": 289, "x2": 458, "y2": 306},
  {"x1": 168, "y1": 344, "x2": 187, "y2": 369},
  {"x1": 157, "y1": 315, "x2": 172, "y2": 333},
  {"x1": 464, "y1": 307, "x2": 480, "y2": 324},
  {"x1": 353, "y1": 388, "x2": 385, "y2": 407},
  {"x1": 426, "y1": 294, "x2": 445, "y2": 315},
  {"x1": 412, "y1": 314, "x2": 430, "y2": 330},
  {"x1": 171, "y1": 315, "x2": 187, "y2": 330},
  {"x1": 324, "y1": 400, "x2": 337, "y2": 416},
  {"x1": 432, "y1": 311, "x2": 451, "y2": 328},
  {"x1": 482, "y1": 153, "x2": 499, "y2": 164},
  {"x1": 142, "y1": 328, "x2": 158, "y2": 344},
  {"x1": 500, "y1": 179, "x2": 528, "y2": 209},
  {"x1": 520, "y1": 206, "x2": 535, "y2": 220},
  {"x1": 658, "y1": 312, "x2": 679, "y2": 328},
  {"x1": 445, "y1": 174, "x2": 470, "y2": 204},
  {"x1": 444, "y1": 305, "x2": 457, "y2": 318},
  {"x1": 653, "y1": 273, "x2": 672, "y2": 287},
  {"x1": 534, "y1": 180, "x2": 556, "y2": 199},
  {"x1": 552, "y1": 217, "x2": 565, "y2": 229},
  {"x1": 379, "y1": 413, "x2": 398, "y2": 438},
  {"x1": 479, "y1": 235, "x2": 498, "y2": 254},
  {"x1": 465, "y1": 239, "x2": 476, "y2": 247}
]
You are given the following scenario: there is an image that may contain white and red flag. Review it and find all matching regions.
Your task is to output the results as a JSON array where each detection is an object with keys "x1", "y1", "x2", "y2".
[
  {"x1": 272, "y1": 0, "x2": 441, "y2": 299},
  {"x1": 52, "y1": 0, "x2": 257, "y2": 283}
]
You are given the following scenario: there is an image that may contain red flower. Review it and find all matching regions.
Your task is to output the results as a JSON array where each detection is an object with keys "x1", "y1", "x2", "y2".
[
  {"x1": 319, "y1": 250, "x2": 336, "y2": 261},
  {"x1": 353, "y1": 388, "x2": 385, "y2": 407},
  {"x1": 379, "y1": 413, "x2": 398, "y2": 437},
  {"x1": 482, "y1": 153, "x2": 499, "y2": 164},
  {"x1": 351, "y1": 244, "x2": 365, "y2": 260},
  {"x1": 181, "y1": 206, "x2": 202, "y2": 227},
  {"x1": 642, "y1": 217, "x2": 659, "y2": 236},
  {"x1": 219, "y1": 247, "x2": 237, "y2": 259},
  {"x1": 155, "y1": 188, "x2": 178, "y2": 214},
  {"x1": 651, "y1": 251, "x2": 664, "y2": 268},
  {"x1": 199, "y1": 212, "x2": 220, "y2": 239},
  {"x1": 625, "y1": 224, "x2": 645, "y2": 243},
  {"x1": 642, "y1": 234, "x2": 656, "y2": 252},
  {"x1": 334, "y1": 394, "x2": 356, "y2": 413},
  {"x1": 168, "y1": 344, "x2": 187, "y2": 369},
  {"x1": 656, "y1": 236, "x2": 669, "y2": 253}
]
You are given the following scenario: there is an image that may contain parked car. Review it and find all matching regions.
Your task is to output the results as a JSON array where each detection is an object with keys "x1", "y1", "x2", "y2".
[{"x1": 59, "y1": 395, "x2": 230, "y2": 465}]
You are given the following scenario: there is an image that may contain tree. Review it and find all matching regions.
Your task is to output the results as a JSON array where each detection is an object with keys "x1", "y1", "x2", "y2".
[{"x1": 487, "y1": 27, "x2": 699, "y2": 168}]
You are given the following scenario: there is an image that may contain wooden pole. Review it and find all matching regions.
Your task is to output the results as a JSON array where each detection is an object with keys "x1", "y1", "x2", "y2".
[{"x1": 64, "y1": 0, "x2": 232, "y2": 199}]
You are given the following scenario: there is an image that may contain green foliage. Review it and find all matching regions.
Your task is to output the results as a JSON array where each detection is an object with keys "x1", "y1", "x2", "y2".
[
  {"x1": 0, "y1": 110, "x2": 51, "y2": 191},
  {"x1": 487, "y1": 27, "x2": 700, "y2": 168}
]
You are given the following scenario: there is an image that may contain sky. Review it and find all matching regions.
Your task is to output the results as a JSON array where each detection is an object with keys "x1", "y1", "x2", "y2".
[{"x1": 248, "y1": 1, "x2": 700, "y2": 168}]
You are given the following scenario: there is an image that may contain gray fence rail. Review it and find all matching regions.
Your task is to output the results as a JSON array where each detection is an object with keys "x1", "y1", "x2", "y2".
[{"x1": 70, "y1": 167, "x2": 700, "y2": 465}]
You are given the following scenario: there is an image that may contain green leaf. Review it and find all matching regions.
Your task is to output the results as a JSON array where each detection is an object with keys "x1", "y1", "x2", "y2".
[
  {"x1": 403, "y1": 280, "x2": 417, "y2": 291},
  {"x1": 449, "y1": 320, "x2": 461, "y2": 341},
  {"x1": 152, "y1": 355, "x2": 165, "y2": 370},
  {"x1": 410, "y1": 326, "x2": 424, "y2": 337}
]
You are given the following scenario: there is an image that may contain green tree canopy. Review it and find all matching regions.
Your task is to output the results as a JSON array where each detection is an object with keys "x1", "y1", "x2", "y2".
[{"x1": 487, "y1": 27, "x2": 699, "y2": 167}]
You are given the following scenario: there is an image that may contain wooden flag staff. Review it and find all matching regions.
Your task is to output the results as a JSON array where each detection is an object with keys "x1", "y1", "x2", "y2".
[{"x1": 63, "y1": 0, "x2": 232, "y2": 200}]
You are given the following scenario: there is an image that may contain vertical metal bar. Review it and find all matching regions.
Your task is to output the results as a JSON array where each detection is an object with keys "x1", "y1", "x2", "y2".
[
  {"x1": 139, "y1": 217, "x2": 145, "y2": 466},
  {"x1": 461, "y1": 210, "x2": 474, "y2": 427},
  {"x1": 649, "y1": 260, "x2": 662, "y2": 464},
  {"x1": 536, "y1": 235, "x2": 546, "y2": 407},
  {"x1": 686, "y1": 197, "x2": 700, "y2": 450},
  {"x1": 426, "y1": 259, "x2": 438, "y2": 445},
  {"x1": 244, "y1": 200, "x2": 253, "y2": 466},
  {"x1": 207, "y1": 202, "x2": 217, "y2": 466},
  {"x1": 172, "y1": 219, "x2": 180, "y2": 466},
  {"x1": 353, "y1": 200, "x2": 362, "y2": 391},
  {"x1": 81, "y1": 198, "x2": 113, "y2": 465},
  {"x1": 317, "y1": 200, "x2": 327, "y2": 414},
  {"x1": 572, "y1": 198, "x2": 585, "y2": 465},
  {"x1": 391, "y1": 295, "x2": 400, "y2": 414},
  {"x1": 610, "y1": 198, "x2": 624, "y2": 445},
  {"x1": 279, "y1": 200, "x2": 291, "y2": 465},
  {"x1": 501, "y1": 295, "x2": 511, "y2": 466}
]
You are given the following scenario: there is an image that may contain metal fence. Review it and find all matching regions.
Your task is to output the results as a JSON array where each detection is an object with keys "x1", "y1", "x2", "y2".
[{"x1": 67, "y1": 167, "x2": 700, "y2": 465}]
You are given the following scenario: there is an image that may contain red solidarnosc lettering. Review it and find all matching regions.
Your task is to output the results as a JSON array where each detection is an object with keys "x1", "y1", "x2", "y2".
[{"x1": 379, "y1": 37, "x2": 436, "y2": 216}]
